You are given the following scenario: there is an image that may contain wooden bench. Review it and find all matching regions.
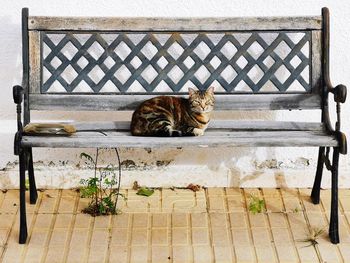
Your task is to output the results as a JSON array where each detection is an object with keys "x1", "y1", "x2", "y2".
[{"x1": 13, "y1": 7, "x2": 347, "y2": 244}]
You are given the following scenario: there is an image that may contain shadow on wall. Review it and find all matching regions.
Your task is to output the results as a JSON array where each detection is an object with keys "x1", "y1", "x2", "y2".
[{"x1": 0, "y1": 15, "x2": 22, "y2": 118}]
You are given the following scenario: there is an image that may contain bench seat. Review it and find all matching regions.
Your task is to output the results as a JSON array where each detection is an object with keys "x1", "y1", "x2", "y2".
[{"x1": 21, "y1": 120, "x2": 338, "y2": 148}]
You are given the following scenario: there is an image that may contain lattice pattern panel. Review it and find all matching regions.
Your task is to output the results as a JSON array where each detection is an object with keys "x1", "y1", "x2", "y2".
[{"x1": 41, "y1": 31, "x2": 311, "y2": 94}]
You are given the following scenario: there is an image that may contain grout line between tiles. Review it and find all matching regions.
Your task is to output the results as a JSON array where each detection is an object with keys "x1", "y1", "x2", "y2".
[
  {"x1": 242, "y1": 188, "x2": 259, "y2": 263},
  {"x1": 62, "y1": 191, "x2": 80, "y2": 263},
  {"x1": 297, "y1": 188, "x2": 323, "y2": 262}
]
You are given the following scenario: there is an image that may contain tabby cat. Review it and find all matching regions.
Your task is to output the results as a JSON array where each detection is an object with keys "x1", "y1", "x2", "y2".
[{"x1": 130, "y1": 87, "x2": 215, "y2": 137}]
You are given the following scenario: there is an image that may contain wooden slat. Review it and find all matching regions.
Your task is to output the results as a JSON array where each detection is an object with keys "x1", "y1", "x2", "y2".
[
  {"x1": 28, "y1": 16, "x2": 322, "y2": 31},
  {"x1": 70, "y1": 120, "x2": 325, "y2": 131},
  {"x1": 21, "y1": 130, "x2": 337, "y2": 148},
  {"x1": 311, "y1": 31, "x2": 322, "y2": 94},
  {"x1": 28, "y1": 31, "x2": 41, "y2": 94},
  {"x1": 29, "y1": 94, "x2": 322, "y2": 111}
]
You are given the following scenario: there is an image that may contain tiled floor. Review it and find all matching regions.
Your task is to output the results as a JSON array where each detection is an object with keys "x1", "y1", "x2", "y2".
[{"x1": 1, "y1": 188, "x2": 350, "y2": 262}]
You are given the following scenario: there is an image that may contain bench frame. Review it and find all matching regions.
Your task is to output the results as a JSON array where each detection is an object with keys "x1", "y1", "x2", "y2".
[{"x1": 13, "y1": 7, "x2": 347, "y2": 244}]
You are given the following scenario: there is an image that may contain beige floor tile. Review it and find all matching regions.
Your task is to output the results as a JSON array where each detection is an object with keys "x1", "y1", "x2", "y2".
[
  {"x1": 193, "y1": 245, "x2": 213, "y2": 263},
  {"x1": 172, "y1": 245, "x2": 191, "y2": 263},
  {"x1": 151, "y1": 245, "x2": 171, "y2": 263},
  {"x1": 113, "y1": 213, "x2": 131, "y2": 228},
  {"x1": 265, "y1": 197, "x2": 284, "y2": 212},
  {"x1": 211, "y1": 227, "x2": 230, "y2": 246},
  {"x1": 192, "y1": 228, "x2": 210, "y2": 245},
  {"x1": 45, "y1": 245, "x2": 66, "y2": 263},
  {"x1": 318, "y1": 243, "x2": 342, "y2": 263},
  {"x1": 275, "y1": 245, "x2": 299, "y2": 263},
  {"x1": 208, "y1": 196, "x2": 226, "y2": 211},
  {"x1": 109, "y1": 246, "x2": 128, "y2": 263},
  {"x1": 213, "y1": 245, "x2": 234, "y2": 263},
  {"x1": 209, "y1": 212, "x2": 228, "y2": 228},
  {"x1": 172, "y1": 213, "x2": 188, "y2": 228},
  {"x1": 58, "y1": 195, "x2": 76, "y2": 213},
  {"x1": 255, "y1": 246, "x2": 277, "y2": 263},
  {"x1": 54, "y1": 214, "x2": 73, "y2": 228},
  {"x1": 231, "y1": 228, "x2": 253, "y2": 247},
  {"x1": 152, "y1": 213, "x2": 168, "y2": 228},
  {"x1": 251, "y1": 228, "x2": 272, "y2": 247},
  {"x1": 225, "y1": 188, "x2": 241, "y2": 196},
  {"x1": 131, "y1": 228, "x2": 149, "y2": 245},
  {"x1": 229, "y1": 212, "x2": 248, "y2": 228},
  {"x1": 234, "y1": 246, "x2": 256, "y2": 262},
  {"x1": 268, "y1": 212, "x2": 288, "y2": 228},
  {"x1": 23, "y1": 246, "x2": 46, "y2": 263},
  {"x1": 94, "y1": 215, "x2": 111, "y2": 228},
  {"x1": 271, "y1": 227, "x2": 293, "y2": 244},
  {"x1": 227, "y1": 196, "x2": 246, "y2": 212},
  {"x1": 248, "y1": 213, "x2": 268, "y2": 228},
  {"x1": 151, "y1": 228, "x2": 168, "y2": 245},
  {"x1": 130, "y1": 246, "x2": 148, "y2": 263},
  {"x1": 87, "y1": 245, "x2": 108, "y2": 263},
  {"x1": 207, "y1": 188, "x2": 225, "y2": 196},
  {"x1": 34, "y1": 214, "x2": 54, "y2": 229},
  {"x1": 172, "y1": 227, "x2": 189, "y2": 245},
  {"x1": 90, "y1": 229, "x2": 109, "y2": 247},
  {"x1": 132, "y1": 213, "x2": 149, "y2": 228},
  {"x1": 49, "y1": 228, "x2": 70, "y2": 246},
  {"x1": 191, "y1": 212, "x2": 208, "y2": 227},
  {"x1": 111, "y1": 228, "x2": 129, "y2": 246},
  {"x1": 74, "y1": 213, "x2": 92, "y2": 228},
  {"x1": 295, "y1": 243, "x2": 319, "y2": 262},
  {"x1": 1, "y1": 244, "x2": 25, "y2": 263}
]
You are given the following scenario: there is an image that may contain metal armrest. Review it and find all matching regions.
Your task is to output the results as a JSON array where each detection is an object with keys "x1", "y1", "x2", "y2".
[{"x1": 13, "y1": 85, "x2": 24, "y2": 155}]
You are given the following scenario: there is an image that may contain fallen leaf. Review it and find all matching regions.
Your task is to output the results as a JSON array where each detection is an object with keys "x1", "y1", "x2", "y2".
[
  {"x1": 132, "y1": 181, "x2": 140, "y2": 190},
  {"x1": 136, "y1": 187, "x2": 154, "y2": 197},
  {"x1": 186, "y1": 184, "x2": 201, "y2": 192}
]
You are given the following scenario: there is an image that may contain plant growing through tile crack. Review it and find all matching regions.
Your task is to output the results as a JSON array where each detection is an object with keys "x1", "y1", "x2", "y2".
[
  {"x1": 298, "y1": 227, "x2": 325, "y2": 248},
  {"x1": 79, "y1": 149, "x2": 126, "y2": 216},
  {"x1": 248, "y1": 194, "x2": 265, "y2": 214}
]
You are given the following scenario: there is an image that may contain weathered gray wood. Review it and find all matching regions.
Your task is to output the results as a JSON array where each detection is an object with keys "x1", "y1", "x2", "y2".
[
  {"x1": 28, "y1": 31, "x2": 41, "y2": 94},
  {"x1": 311, "y1": 31, "x2": 322, "y2": 94},
  {"x1": 21, "y1": 130, "x2": 337, "y2": 148},
  {"x1": 71, "y1": 120, "x2": 325, "y2": 131},
  {"x1": 29, "y1": 94, "x2": 322, "y2": 111},
  {"x1": 28, "y1": 16, "x2": 322, "y2": 31}
]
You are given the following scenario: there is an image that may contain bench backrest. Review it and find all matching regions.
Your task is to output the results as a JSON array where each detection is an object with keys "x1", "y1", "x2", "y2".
[{"x1": 22, "y1": 8, "x2": 325, "y2": 123}]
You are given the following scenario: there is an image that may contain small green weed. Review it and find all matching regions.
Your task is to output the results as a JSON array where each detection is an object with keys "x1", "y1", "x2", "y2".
[
  {"x1": 298, "y1": 227, "x2": 325, "y2": 248},
  {"x1": 248, "y1": 194, "x2": 265, "y2": 214},
  {"x1": 79, "y1": 149, "x2": 126, "y2": 216}
]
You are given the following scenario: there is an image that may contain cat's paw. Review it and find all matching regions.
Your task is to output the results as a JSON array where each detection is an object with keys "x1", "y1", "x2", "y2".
[
  {"x1": 193, "y1": 128, "x2": 204, "y2": 136},
  {"x1": 171, "y1": 130, "x2": 182, "y2": 137}
]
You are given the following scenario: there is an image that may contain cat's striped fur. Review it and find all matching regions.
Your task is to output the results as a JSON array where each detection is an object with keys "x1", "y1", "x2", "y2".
[{"x1": 131, "y1": 87, "x2": 215, "y2": 137}]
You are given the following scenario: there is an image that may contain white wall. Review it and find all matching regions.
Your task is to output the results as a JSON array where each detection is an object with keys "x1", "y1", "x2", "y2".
[{"x1": 0, "y1": 0, "x2": 349, "y2": 189}]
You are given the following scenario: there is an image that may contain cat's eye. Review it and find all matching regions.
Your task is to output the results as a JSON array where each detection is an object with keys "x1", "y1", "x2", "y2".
[{"x1": 192, "y1": 101, "x2": 200, "y2": 106}]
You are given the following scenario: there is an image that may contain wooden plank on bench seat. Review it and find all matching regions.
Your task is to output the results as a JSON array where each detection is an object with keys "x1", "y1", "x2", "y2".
[
  {"x1": 71, "y1": 120, "x2": 325, "y2": 132},
  {"x1": 28, "y1": 16, "x2": 322, "y2": 31},
  {"x1": 29, "y1": 94, "x2": 322, "y2": 111},
  {"x1": 21, "y1": 130, "x2": 337, "y2": 148}
]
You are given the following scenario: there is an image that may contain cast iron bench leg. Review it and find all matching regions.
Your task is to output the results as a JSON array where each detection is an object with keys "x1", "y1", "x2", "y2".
[
  {"x1": 311, "y1": 146, "x2": 325, "y2": 204},
  {"x1": 329, "y1": 147, "x2": 340, "y2": 244},
  {"x1": 19, "y1": 150, "x2": 28, "y2": 244},
  {"x1": 28, "y1": 148, "x2": 38, "y2": 204}
]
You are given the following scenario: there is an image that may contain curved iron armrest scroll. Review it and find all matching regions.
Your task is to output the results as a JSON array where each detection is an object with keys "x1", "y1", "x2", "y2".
[
  {"x1": 323, "y1": 81, "x2": 347, "y2": 155},
  {"x1": 13, "y1": 85, "x2": 24, "y2": 156}
]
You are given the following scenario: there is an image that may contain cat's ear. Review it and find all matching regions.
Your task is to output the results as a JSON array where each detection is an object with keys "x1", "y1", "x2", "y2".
[
  {"x1": 188, "y1": 87, "x2": 196, "y2": 96},
  {"x1": 206, "y1": 86, "x2": 215, "y2": 94}
]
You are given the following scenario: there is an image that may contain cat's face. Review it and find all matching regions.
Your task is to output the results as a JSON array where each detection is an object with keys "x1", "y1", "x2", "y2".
[{"x1": 188, "y1": 87, "x2": 215, "y2": 113}]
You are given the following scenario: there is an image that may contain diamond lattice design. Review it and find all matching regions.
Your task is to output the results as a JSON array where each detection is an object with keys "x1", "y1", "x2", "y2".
[{"x1": 41, "y1": 31, "x2": 311, "y2": 93}]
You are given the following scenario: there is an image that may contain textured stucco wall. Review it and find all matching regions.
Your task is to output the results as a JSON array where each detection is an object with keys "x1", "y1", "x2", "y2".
[{"x1": 0, "y1": 0, "x2": 349, "y2": 189}]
